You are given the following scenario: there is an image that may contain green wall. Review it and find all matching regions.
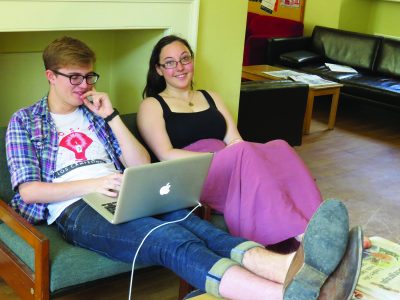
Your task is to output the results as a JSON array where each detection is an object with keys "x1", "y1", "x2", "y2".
[
  {"x1": 0, "y1": 1, "x2": 248, "y2": 126},
  {"x1": 304, "y1": 0, "x2": 400, "y2": 38},
  {"x1": 2, "y1": 1, "x2": 400, "y2": 127},
  {"x1": 0, "y1": 30, "x2": 164, "y2": 126}
]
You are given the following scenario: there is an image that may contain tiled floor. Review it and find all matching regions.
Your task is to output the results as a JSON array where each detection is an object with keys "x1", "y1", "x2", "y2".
[{"x1": 296, "y1": 100, "x2": 400, "y2": 244}]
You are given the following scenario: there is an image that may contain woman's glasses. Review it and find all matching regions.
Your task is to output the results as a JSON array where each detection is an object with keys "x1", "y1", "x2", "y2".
[{"x1": 158, "y1": 55, "x2": 193, "y2": 69}]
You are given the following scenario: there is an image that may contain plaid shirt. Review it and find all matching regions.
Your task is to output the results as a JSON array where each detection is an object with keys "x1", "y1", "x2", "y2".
[{"x1": 6, "y1": 96, "x2": 124, "y2": 224}]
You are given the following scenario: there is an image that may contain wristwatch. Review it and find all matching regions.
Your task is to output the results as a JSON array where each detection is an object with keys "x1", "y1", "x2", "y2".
[{"x1": 104, "y1": 108, "x2": 119, "y2": 123}]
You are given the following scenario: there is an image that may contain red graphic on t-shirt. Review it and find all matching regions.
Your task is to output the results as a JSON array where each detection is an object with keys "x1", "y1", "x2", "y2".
[{"x1": 59, "y1": 132, "x2": 93, "y2": 160}]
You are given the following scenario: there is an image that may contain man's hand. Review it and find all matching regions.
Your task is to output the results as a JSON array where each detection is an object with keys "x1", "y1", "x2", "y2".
[
  {"x1": 82, "y1": 89, "x2": 114, "y2": 119},
  {"x1": 93, "y1": 173, "x2": 124, "y2": 198}
]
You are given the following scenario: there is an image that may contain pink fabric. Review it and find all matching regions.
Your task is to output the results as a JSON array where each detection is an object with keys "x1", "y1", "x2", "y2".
[{"x1": 184, "y1": 139, "x2": 322, "y2": 245}]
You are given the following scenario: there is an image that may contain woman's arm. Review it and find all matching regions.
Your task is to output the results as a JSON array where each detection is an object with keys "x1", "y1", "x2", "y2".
[
  {"x1": 106, "y1": 115, "x2": 150, "y2": 167},
  {"x1": 137, "y1": 98, "x2": 201, "y2": 161},
  {"x1": 207, "y1": 91, "x2": 243, "y2": 146}
]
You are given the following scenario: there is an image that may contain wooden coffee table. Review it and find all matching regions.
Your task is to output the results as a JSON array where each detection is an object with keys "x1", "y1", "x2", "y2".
[{"x1": 242, "y1": 65, "x2": 343, "y2": 134}]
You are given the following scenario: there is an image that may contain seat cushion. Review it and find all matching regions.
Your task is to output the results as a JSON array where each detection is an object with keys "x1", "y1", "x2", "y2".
[
  {"x1": 341, "y1": 75, "x2": 400, "y2": 108},
  {"x1": 375, "y1": 38, "x2": 400, "y2": 78},
  {"x1": 0, "y1": 223, "x2": 137, "y2": 292}
]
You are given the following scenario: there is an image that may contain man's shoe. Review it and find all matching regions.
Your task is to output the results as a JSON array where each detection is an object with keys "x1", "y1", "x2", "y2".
[
  {"x1": 319, "y1": 226, "x2": 363, "y2": 300},
  {"x1": 283, "y1": 199, "x2": 350, "y2": 300}
]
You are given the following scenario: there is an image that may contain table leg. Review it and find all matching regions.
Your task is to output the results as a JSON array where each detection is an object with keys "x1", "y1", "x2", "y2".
[
  {"x1": 328, "y1": 89, "x2": 340, "y2": 130},
  {"x1": 303, "y1": 90, "x2": 315, "y2": 135}
]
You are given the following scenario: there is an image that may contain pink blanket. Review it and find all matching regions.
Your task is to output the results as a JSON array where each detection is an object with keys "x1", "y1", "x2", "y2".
[{"x1": 184, "y1": 139, "x2": 322, "y2": 245}]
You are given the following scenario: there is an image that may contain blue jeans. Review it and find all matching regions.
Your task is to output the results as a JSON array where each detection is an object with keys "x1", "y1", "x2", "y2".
[{"x1": 55, "y1": 200, "x2": 261, "y2": 296}]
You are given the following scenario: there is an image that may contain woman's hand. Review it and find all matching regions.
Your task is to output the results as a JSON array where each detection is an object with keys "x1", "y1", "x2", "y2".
[{"x1": 227, "y1": 138, "x2": 243, "y2": 147}]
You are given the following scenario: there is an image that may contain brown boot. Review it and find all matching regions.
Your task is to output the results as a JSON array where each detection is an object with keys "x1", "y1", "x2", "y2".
[
  {"x1": 283, "y1": 199, "x2": 350, "y2": 300},
  {"x1": 318, "y1": 226, "x2": 363, "y2": 300}
]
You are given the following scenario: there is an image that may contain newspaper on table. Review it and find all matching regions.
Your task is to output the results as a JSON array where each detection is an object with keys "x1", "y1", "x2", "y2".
[
  {"x1": 263, "y1": 70, "x2": 338, "y2": 87},
  {"x1": 352, "y1": 236, "x2": 400, "y2": 300},
  {"x1": 325, "y1": 63, "x2": 358, "y2": 73},
  {"x1": 288, "y1": 74, "x2": 338, "y2": 87},
  {"x1": 262, "y1": 69, "x2": 303, "y2": 79}
]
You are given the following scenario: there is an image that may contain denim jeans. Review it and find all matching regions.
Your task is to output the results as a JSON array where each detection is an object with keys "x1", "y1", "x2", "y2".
[{"x1": 55, "y1": 200, "x2": 261, "y2": 296}]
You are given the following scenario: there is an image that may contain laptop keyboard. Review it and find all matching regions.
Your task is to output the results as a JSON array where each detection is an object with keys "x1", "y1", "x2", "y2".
[{"x1": 102, "y1": 201, "x2": 117, "y2": 215}]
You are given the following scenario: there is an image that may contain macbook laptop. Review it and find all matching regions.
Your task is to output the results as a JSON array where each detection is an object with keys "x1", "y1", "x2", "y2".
[{"x1": 82, "y1": 152, "x2": 213, "y2": 224}]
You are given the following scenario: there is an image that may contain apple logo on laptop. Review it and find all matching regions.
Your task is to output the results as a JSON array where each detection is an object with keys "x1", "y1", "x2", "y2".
[{"x1": 159, "y1": 182, "x2": 171, "y2": 196}]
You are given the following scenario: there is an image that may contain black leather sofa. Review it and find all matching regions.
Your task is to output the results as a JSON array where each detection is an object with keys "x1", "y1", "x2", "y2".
[
  {"x1": 264, "y1": 26, "x2": 400, "y2": 111},
  {"x1": 238, "y1": 80, "x2": 308, "y2": 146}
]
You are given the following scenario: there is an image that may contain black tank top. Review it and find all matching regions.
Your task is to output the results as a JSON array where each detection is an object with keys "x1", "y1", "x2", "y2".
[{"x1": 153, "y1": 90, "x2": 227, "y2": 148}]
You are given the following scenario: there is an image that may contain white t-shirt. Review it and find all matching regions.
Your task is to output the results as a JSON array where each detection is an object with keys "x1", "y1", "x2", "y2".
[{"x1": 47, "y1": 108, "x2": 118, "y2": 224}]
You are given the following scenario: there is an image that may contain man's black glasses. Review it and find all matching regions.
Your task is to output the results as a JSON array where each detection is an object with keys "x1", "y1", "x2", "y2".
[
  {"x1": 158, "y1": 55, "x2": 193, "y2": 69},
  {"x1": 52, "y1": 70, "x2": 100, "y2": 85}
]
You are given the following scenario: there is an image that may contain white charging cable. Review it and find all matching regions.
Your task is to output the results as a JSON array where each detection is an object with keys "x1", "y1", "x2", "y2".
[{"x1": 128, "y1": 203, "x2": 202, "y2": 300}]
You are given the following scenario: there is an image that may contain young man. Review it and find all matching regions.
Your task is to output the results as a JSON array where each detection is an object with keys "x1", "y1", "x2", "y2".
[{"x1": 6, "y1": 36, "x2": 359, "y2": 299}]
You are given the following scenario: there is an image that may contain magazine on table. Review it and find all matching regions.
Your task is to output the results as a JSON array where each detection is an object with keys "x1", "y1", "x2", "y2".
[{"x1": 351, "y1": 236, "x2": 400, "y2": 300}]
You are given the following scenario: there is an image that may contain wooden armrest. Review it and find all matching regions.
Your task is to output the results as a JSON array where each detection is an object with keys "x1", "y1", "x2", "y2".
[
  {"x1": 193, "y1": 204, "x2": 212, "y2": 221},
  {"x1": 0, "y1": 199, "x2": 49, "y2": 300},
  {"x1": 0, "y1": 200, "x2": 48, "y2": 246}
]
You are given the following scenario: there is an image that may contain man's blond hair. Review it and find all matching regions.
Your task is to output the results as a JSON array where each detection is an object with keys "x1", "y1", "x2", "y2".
[{"x1": 43, "y1": 36, "x2": 96, "y2": 70}]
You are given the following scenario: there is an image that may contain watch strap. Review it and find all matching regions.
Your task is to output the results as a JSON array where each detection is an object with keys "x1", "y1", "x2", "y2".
[{"x1": 104, "y1": 108, "x2": 119, "y2": 123}]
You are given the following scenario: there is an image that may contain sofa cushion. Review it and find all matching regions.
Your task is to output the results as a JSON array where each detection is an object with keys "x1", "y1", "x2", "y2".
[
  {"x1": 0, "y1": 223, "x2": 136, "y2": 292},
  {"x1": 375, "y1": 38, "x2": 400, "y2": 79},
  {"x1": 299, "y1": 64, "x2": 362, "y2": 82},
  {"x1": 311, "y1": 26, "x2": 381, "y2": 71},
  {"x1": 341, "y1": 75, "x2": 400, "y2": 108}
]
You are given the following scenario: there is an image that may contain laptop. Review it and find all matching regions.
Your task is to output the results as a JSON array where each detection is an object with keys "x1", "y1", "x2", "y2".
[{"x1": 82, "y1": 152, "x2": 213, "y2": 224}]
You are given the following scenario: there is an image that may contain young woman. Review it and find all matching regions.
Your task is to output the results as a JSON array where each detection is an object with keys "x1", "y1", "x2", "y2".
[{"x1": 137, "y1": 35, "x2": 323, "y2": 246}]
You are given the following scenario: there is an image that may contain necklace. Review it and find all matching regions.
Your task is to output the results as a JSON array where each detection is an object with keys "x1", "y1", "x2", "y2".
[
  {"x1": 164, "y1": 90, "x2": 194, "y2": 107},
  {"x1": 187, "y1": 90, "x2": 195, "y2": 107}
]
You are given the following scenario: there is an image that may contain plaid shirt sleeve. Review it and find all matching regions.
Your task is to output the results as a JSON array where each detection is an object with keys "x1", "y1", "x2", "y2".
[
  {"x1": 83, "y1": 107, "x2": 124, "y2": 172},
  {"x1": 6, "y1": 104, "x2": 54, "y2": 223},
  {"x1": 7, "y1": 113, "x2": 42, "y2": 189}
]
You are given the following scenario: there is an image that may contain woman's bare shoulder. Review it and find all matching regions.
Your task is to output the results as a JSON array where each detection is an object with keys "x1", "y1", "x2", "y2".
[{"x1": 138, "y1": 97, "x2": 163, "y2": 115}]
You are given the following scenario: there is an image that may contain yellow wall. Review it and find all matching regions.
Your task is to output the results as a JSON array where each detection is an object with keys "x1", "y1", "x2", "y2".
[
  {"x1": 0, "y1": 1, "x2": 248, "y2": 126},
  {"x1": 195, "y1": 0, "x2": 248, "y2": 119},
  {"x1": 304, "y1": 0, "x2": 400, "y2": 38}
]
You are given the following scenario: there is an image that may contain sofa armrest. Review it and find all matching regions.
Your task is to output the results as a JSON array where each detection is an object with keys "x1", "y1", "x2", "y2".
[
  {"x1": 0, "y1": 200, "x2": 49, "y2": 300},
  {"x1": 265, "y1": 36, "x2": 312, "y2": 65}
]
